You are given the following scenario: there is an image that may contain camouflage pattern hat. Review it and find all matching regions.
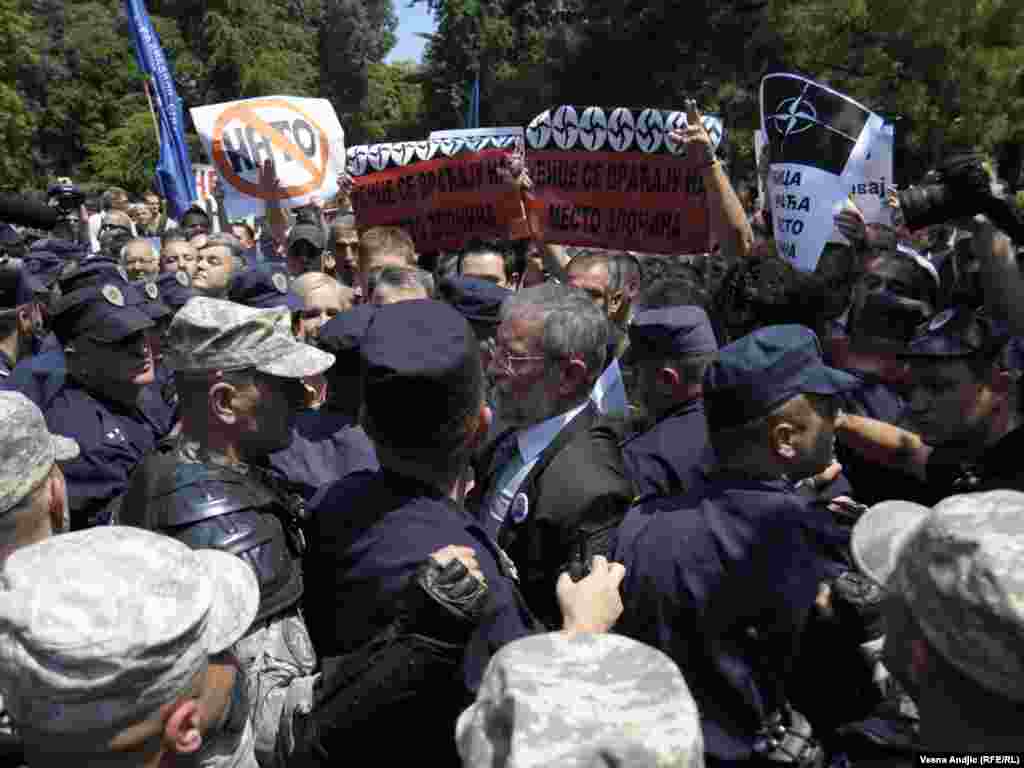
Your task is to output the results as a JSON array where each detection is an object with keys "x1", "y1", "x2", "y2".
[
  {"x1": 0, "y1": 526, "x2": 258, "y2": 742},
  {"x1": 456, "y1": 632, "x2": 703, "y2": 768},
  {"x1": 164, "y1": 296, "x2": 334, "y2": 378},
  {"x1": 852, "y1": 490, "x2": 1024, "y2": 703},
  {"x1": 0, "y1": 392, "x2": 78, "y2": 515}
]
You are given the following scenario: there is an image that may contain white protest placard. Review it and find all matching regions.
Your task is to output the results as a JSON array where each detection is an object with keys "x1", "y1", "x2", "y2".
[
  {"x1": 760, "y1": 74, "x2": 885, "y2": 271},
  {"x1": 847, "y1": 121, "x2": 894, "y2": 228},
  {"x1": 429, "y1": 127, "x2": 525, "y2": 152},
  {"x1": 190, "y1": 96, "x2": 345, "y2": 219}
]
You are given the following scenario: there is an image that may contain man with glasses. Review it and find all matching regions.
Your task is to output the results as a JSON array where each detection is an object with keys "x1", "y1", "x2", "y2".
[
  {"x1": 97, "y1": 210, "x2": 136, "y2": 258},
  {"x1": 467, "y1": 282, "x2": 633, "y2": 628},
  {"x1": 121, "y1": 237, "x2": 160, "y2": 282},
  {"x1": 291, "y1": 272, "x2": 352, "y2": 342}
]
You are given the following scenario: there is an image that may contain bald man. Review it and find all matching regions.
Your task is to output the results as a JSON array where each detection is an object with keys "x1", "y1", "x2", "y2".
[
  {"x1": 121, "y1": 238, "x2": 160, "y2": 282},
  {"x1": 292, "y1": 272, "x2": 353, "y2": 341}
]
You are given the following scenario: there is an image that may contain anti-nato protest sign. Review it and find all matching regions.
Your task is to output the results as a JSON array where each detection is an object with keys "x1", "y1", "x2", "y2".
[
  {"x1": 191, "y1": 96, "x2": 345, "y2": 220},
  {"x1": 760, "y1": 74, "x2": 885, "y2": 270},
  {"x1": 523, "y1": 105, "x2": 723, "y2": 255}
]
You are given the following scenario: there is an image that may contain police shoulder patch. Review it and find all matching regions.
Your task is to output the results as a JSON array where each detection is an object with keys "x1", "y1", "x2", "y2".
[
  {"x1": 272, "y1": 272, "x2": 288, "y2": 294},
  {"x1": 101, "y1": 284, "x2": 124, "y2": 307},
  {"x1": 175, "y1": 270, "x2": 190, "y2": 287},
  {"x1": 144, "y1": 282, "x2": 159, "y2": 299}
]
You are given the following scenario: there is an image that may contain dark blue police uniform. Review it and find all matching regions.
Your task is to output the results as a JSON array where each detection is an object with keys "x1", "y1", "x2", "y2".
[
  {"x1": 0, "y1": 260, "x2": 45, "y2": 383},
  {"x1": 620, "y1": 306, "x2": 718, "y2": 499},
  {"x1": 614, "y1": 325, "x2": 862, "y2": 765},
  {"x1": 266, "y1": 305, "x2": 380, "y2": 499},
  {"x1": 42, "y1": 264, "x2": 174, "y2": 528},
  {"x1": 268, "y1": 408, "x2": 378, "y2": 500},
  {"x1": 906, "y1": 306, "x2": 1024, "y2": 497},
  {"x1": 301, "y1": 300, "x2": 540, "y2": 765}
]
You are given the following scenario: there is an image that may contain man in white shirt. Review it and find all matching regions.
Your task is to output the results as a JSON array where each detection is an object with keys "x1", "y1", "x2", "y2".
[{"x1": 466, "y1": 283, "x2": 633, "y2": 627}]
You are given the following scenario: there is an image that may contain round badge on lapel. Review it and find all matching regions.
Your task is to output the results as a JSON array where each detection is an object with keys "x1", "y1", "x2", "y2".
[
  {"x1": 101, "y1": 284, "x2": 125, "y2": 307},
  {"x1": 144, "y1": 282, "x2": 159, "y2": 300},
  {"x1": 510, "y1": 492, "x2": 529, "y2": 524},
  {"x1": 175, "y1": 270, "x2": 190, "y2": 287},
  {"x1": 928, "y1": 308, "x2": 955, "y2": 332},
  {"x1": 272, "y1": 272, "x2": 288, "y2": 294}
]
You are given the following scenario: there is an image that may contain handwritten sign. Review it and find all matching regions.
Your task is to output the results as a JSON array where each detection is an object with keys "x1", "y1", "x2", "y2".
[
  {"x1": 191, "y1": 96, "x2": 345, "y2": 219},
  {"x1": 347, "y1": 141, "x2": 521, "y2": 252},
  {"x1": 522, "y1": 106, "x2": 716, "y2": 254}
]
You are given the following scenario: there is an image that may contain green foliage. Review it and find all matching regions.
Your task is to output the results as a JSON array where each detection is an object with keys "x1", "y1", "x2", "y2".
[
  {"x1": 348, "y1": 60, "x2": 427, "y2": 143},
  {"x1": 0, "y1": 0, "x2": 38, "y2": 188},
  {"x1": 770, "y1": 0, "x2": 1024, "y2": 177},
  {"x1": 82, "y1": 109, "x2": 159, "y2": 194}
]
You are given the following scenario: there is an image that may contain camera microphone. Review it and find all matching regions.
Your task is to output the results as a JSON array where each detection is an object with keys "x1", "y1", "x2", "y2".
[{"x1": 0, "y1": 192, "x2": 59, "y2": 231}]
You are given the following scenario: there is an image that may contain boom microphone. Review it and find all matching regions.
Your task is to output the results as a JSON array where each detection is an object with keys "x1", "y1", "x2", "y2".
[{"x1": 0, "y1": 192, "x2": 59, "y2": 231}]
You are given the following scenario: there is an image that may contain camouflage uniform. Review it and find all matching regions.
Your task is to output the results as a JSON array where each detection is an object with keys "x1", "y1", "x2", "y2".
[
  {"x1": 456, "y1": 632, "x2": 704, "y2": 768},
  {"x1": 853, "y1": 490, "x2": 1024, "y2": 702},
  {"x1": 0, "y1": 526, "x2": 259, "y2": 764},
  {"x1": 175, "y1": 437, "x2": 319, "y2": 767},
  {"x1": 147, "y1": 297, "x2": 334, "y2": 767},
  {"x1": 0, "y1": 391, "x2": 81, "y2": 767}
]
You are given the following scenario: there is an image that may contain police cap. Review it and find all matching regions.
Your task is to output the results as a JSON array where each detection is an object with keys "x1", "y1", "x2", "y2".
[
  {"x1": 439, "y1": 276, "x2": 512, "y2": 325},
  {"x1": 705, "y1": 324, "x2": 859, "y2": 429},
  {"x1": 626, "y1": 305, "x2": 718, "y2": 363}
]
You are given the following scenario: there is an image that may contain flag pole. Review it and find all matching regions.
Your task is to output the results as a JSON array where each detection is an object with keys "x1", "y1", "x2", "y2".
[{"x1": 142, "y1": 79, "x2": 162, "y2": 149}]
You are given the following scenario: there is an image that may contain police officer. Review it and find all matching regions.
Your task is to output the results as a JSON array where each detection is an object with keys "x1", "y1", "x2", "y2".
[
  {"x1": 620, "y1": 305, "x2": 719, "y2": 499},
  {"x1": 302, "y1": 299, "x2": 626, "y2": 765},
  {"x1": 836, "y1": 305, "x2": 1023, "y2": 499},
  {"x1": 265, "y1": 305, "x2": 379, "y2": 501},
  {"x1": 143, "y1": 270, "x2": 198, "y2": 415},
  {"x1": 0, "y1": 264, "x2": 44, "y2": 382},
  {"x1": 31, "y1": 262, "x2": 173, "y2": 529},
  {"x1": 0, "y1": 525, "x2": 260, "y2": 767},
  {"x1": 117, "y1": 297, "x2": 334, "y2": 768},
  {"x1": 229, "y1": 266, "x2": 301, "y2": 312},
  {"x1": 615, "y1": 325, "x2": 861, "y2": 767}
]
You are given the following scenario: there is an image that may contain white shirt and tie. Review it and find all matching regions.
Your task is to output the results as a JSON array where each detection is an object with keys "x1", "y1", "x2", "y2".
[{"x1": 486, "y1": 401, "x2": 589, "y2": 530}]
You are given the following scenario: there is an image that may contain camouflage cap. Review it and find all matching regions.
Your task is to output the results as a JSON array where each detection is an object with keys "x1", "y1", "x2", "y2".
[
  {"x1": 0, "y1": 392, "x2": 78, "y2": 516},
  {"x1": 852, "y1": 490, "x2": 1024, "y2": 702},
  {"x1": 0, "y1": 526, "x2": 258, "y2": 741},
  {"x1": 456, "y1": 632, "x2": 703, "y2": 768},
  {"x1": 164, "y1": 296, "x2": 334, "y2": 378}
]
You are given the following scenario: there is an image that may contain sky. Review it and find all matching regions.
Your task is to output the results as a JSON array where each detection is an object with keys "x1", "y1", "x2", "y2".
[{"x1": 385, "y1": 2, "x2": 437, "y2": 64}]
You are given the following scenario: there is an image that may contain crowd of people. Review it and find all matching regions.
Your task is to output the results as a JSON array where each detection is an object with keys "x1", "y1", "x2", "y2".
[{"x1": 0, "y1": 105, "x2": 1021, "y2": 767}]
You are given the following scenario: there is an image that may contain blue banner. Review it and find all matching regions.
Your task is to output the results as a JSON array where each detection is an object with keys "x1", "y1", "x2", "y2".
[
  {"x1": 125, "y1": 0, "x2": 196, "y2": 219},
  {"x1": 464, "y1": 73, "x2": 480, "y2": 130}
]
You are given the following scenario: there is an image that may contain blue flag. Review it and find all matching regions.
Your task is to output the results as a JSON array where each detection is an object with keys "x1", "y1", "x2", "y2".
[
  {"x1": 464, "y1": 73, "x2": 480, "y2": 130},
  {"x1": 125, "y1": 0, "x2": 196, "y2": 220}
]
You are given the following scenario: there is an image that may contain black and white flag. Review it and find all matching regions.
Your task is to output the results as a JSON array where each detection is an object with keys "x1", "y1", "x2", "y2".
[{"x1": 760, "y1": 73, "x2": 885, "y2": 270}]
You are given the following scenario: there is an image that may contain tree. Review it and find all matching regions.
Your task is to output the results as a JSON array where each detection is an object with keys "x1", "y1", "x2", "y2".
[
  {"x1": 0, "y1": 0, "x2": 38, "y2": 190},
  {"x1": 321, "y1": 0, "x2": 398, "y2": 123},
  {"x1": 348, "y1": 60, "x2": 426, "y2": 142},
  {"x1": 769, "y1": 0, "x2": 1024, "y2": 182},
  {"x1": 82, "y1": 109, "x2": 159, "y2": 194}
]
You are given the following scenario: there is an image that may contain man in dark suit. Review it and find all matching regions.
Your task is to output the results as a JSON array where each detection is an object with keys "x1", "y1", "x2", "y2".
[{"x1": 468, "y1": 282, "x2": 633, "y2": 628}]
